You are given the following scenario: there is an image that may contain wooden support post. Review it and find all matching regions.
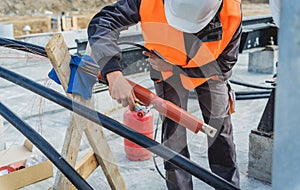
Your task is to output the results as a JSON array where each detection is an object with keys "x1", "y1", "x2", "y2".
[
  {"x1": 75, "y1": 150, "x2": 98, "y2": 180},
  {"x1": 45, "y1": 33, "x2": 127, "y2": 190}
]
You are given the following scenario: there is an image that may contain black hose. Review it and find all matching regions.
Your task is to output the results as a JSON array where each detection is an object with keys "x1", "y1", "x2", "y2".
[
  {"x1": 152, "y1": 116, "x2": 167, "y2": 181},
  {"x1": 235, "y1": 90, "x2": 271, "y2": 96},
  {"x1": 189, "y1": 90, "x2": 271, "y2": 100},
  {"x1": 0, "y1": 102, "x2": 93, "y2": 190},
  {"x1": 229, "y1": 79, "x2": 274, "y2": 90},
  {"x1": 0, "y1": 66, "x2": 239, "y2": 190},
  {"x1": 236, "y1": 94, "x2": 270, "y2": 100},
  {"x1": 118, "y1": 41, "x2": 149, "y2": 52},
  {"x1": 0, "y1": 37, "x2": 47, "y2": 57}
]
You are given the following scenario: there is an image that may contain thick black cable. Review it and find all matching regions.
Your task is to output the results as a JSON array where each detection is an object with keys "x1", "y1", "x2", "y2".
[
  {"x1": 0, "y1": 37, "x2": 47, "y2": 57},
  {"x1": 189, "y1": 90, "x2": 271, "y2": 100},
  {"x1": 118, "y1": 41, "x2": 150, "y2": 52},
  {"x1": 153, "y1": 116, "x2": 167, "y2": 181},
  {"x1": 236, "y1": 94, "x2": 270, "y2": 100},
  {"x1": 0, "y1": 66, "x2": 239, "y2": 190},
  {"x1": 0, "y1": 38, "x2": 273, "y2": 95},
  {"x1": 0, "y1": 102, "x2": 93, "y2": 190},
  {"x1": 0, "y1": 35, "x2": 273, "y2": 189},
  {"x1": 229, "y1": 79, "x2": 274, "y2": 90},
  {"x1": 235, "y1": 90, "x2": 271, "y2": 96},
  {"x1": 0, "y1": 38, "x2": 234, "y2": 188}
]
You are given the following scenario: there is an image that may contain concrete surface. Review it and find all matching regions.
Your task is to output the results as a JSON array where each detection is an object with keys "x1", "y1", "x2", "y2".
[
  {"x1": 248, "y1": 46, "x2": 278, "y2": 74},
  {"x1": 248, "y1": 132, "x2": 273, "y2": 183},
  {"x1": 0, "y1": 42, "x2": 273, "y2": 189}
]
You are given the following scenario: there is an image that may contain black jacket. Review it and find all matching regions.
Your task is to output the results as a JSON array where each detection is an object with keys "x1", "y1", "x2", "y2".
[{"x1": 88, "y1": 0, "x2": 242, "y2": 83}]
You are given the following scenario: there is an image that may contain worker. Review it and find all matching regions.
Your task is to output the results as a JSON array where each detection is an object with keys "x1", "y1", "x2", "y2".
[{"x1": 88, "y1": 0, "x2": 242, "y2": 189}]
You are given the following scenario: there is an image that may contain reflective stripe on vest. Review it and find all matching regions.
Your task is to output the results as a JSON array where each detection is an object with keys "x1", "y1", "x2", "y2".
[{"x1": 140, "y1": 0, "x2": 242, "y2": 90}]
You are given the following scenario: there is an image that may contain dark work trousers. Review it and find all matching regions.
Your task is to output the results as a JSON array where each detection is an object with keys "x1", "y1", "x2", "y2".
[{"x1": 154, "y1": 76, "x2": 240, "y2": 190}]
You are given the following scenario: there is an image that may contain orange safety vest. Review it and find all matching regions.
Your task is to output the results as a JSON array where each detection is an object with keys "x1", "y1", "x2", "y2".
[{"x1": 139, "y1": 0, "x2": 242, "y2": 90}]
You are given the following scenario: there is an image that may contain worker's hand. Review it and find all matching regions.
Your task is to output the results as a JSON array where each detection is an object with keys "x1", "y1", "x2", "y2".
[
  {"x1": 106, "y1": 71, "x2": 135, "y2": 111},
  {"x1": 143, "y1": 51, "x2": 173, "y2": 72}
]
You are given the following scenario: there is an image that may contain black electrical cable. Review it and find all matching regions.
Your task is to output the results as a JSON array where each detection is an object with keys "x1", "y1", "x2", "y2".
[
  {"x1": 118, "y1": 41, "x2": 150, "y2": 52},
  {"x1": 153, "y1": 80, "x2": 168, "y2": 181},
  {"x1": 0, "y1": 37, "x2": 77, "y2": 57},
  {"x1": 152, "y1": 116, "x2": 167, "y2": 181},
  {"x1": 236, "y1": 94, "x2": 270, "y2": 100},
  {"x1": 0, "y1": 37, "x2": 47, "y2": 57},
  {"x1": 229, "y1": 79, "x2": 274, "y2": 90},
  {"x1": 189, "y1": 90, "x2": 271, "y2": 100},
  {"x1": 0, "y1": 35, "x2": 275, "y2": 189},
  {"x1": 117, "y1": 42, "x2": 275, "y2": 101},
  {"x1": 0, "y1": 36, "x2": 274, "y2": 188},
  {"x1": 0, "y1": 66, "x2": 239, "y2": 190},
  {"x1": 0, "y1": 37, "x2": 273, "y2": 98},
  {"x1": 235, "y1": 90, "x2": 271, "y2": 96}
]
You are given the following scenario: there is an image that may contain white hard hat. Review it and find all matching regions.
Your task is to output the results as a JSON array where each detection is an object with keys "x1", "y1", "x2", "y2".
[
  {"x1": 270, "y1": 0, "x2": 280, "y2": 27},
  {"x1": 164, "y1": 0, "x2": 223, "y2": 33}
]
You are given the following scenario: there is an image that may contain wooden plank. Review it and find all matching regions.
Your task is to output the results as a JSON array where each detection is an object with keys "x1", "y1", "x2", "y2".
[
  {"x1": 46, "y1": 33, "x2": 84, "y2": 190},
  {"x1": 75, "y1": 150, "x2": 98, "y2": 179},
  {"x1": 45, "y1": 33, "x2": 71, "y2": 94},
  {"x1": 63, "y1": 150, "x2": 98, "y2": 190},
  {"x1": 45, "y1": 34, "x2": 127, "y2": 190},
  {"x1": 48, "y1": 145, "x2": 95, "y2": 190},
  {"x1": 52, "y1": 115, "x2": 84, "y2": 190},
  {"x1": 84, "y1": 124, "x2": 126, "y2": 190}
]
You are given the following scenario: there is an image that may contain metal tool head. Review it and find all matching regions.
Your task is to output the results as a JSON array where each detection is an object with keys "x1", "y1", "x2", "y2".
[{"x1": 201, "y1": 123, "x2": 217, "y2": 138}]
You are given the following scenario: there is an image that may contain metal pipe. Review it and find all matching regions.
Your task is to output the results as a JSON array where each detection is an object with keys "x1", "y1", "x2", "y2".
[
  {"x1": 0, "y1": 102, "x2": 93, "y2": 190},
  {"x1": 0, "y1": 66, "x2": 239, "y2": 190}
]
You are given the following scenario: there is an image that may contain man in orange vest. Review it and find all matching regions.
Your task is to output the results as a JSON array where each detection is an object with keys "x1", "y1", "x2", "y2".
[{"x1": 88, "y1": 0, "x2": 242, "y2": 189}]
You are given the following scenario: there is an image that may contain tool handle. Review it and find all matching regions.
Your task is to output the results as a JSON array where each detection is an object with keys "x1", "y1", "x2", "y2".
[
  {"x1": 127, "y1": 80, "x2": 217, "y2": 137},
  {"x1": 95, "y1": 72, "x2": 216, "y2": 137}
]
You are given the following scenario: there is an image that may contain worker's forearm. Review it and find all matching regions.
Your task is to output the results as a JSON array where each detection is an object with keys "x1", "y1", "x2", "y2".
[{"x1": 87, "y1": 0, "x2": 141, "y2": 83}]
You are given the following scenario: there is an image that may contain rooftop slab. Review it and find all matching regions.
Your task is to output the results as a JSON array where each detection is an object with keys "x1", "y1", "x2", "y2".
[{"x1": 0, "y1": 42, "x2": 273, "y2": 189}]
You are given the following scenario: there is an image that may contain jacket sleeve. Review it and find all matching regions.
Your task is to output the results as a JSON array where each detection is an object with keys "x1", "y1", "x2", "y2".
[
  {"x1": 217, "y1": 23, "x2": 242, "y2": 80},
  {"x1": 88, "y1": 0, "x2": 141, "y2": 83}
]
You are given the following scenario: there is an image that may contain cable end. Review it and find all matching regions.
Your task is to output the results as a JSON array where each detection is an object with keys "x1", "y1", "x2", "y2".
[{"x1": 201, "y1": 124, "x2": 217, "y2": 138}]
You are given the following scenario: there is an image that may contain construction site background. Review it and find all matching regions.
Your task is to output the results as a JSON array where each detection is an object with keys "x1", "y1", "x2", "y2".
[{"x1": 0, "y1": 0, "x2": 271, "y2": 37}]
